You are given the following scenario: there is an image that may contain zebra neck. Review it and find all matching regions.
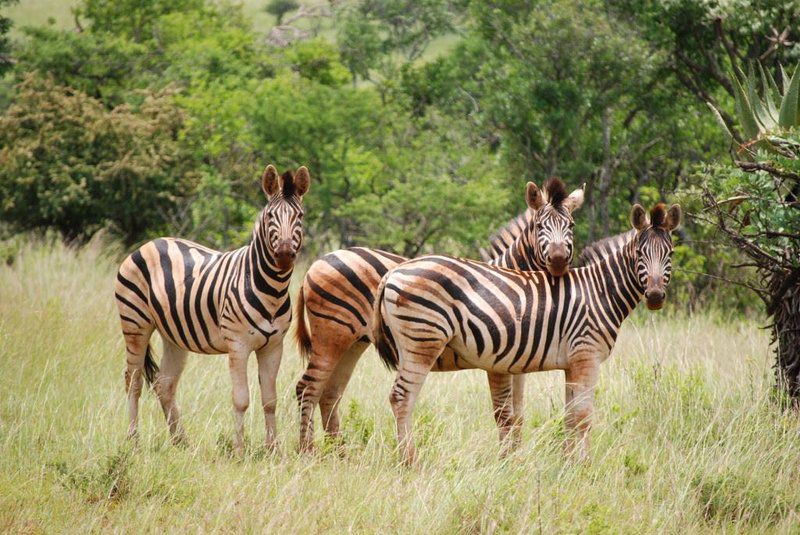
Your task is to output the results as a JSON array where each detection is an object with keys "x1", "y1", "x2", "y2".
[
  {"x1": 585, "y1": 239, "x2": 644, "y2": 332},
  {"x1": 491, "y1": 235, "x2": 544, "y2": 271}
]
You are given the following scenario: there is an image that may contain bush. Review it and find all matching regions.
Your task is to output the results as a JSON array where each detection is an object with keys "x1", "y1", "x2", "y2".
[{"x1": 0, "y1": 74, "x2": 197, "y2": 244}]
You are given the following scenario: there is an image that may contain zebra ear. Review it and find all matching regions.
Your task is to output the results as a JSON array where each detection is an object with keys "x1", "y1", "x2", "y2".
[
  {"x1": 665, "y1": 204, "x2": 682, "y2": 232},
  {"x1": 563, "y1": 183, "x2": 585, "y2": 213},
  {"x1": 630, "y1": 204, "x2": 649, "y2": 230},
  {"x1": 261, "y1": 165, "x2": 280, "y2": 198},
  {"x1": 526, "y1": 182, "x2": 544, "y2": 210},
  {"x1": 293, "y1": 166, "x2": 310, "y2": 197}
]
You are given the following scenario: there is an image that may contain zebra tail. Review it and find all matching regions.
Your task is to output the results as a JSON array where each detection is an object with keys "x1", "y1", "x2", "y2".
[
  {"x1": 372, "y1": 273, "x2": 399, "y2": 371},
  {"x1": 294, "y1": 286, "x2": 312, "y2": 362},
  {"x1": 143, "y1": 344, "x2": 159, "y2": 388}
]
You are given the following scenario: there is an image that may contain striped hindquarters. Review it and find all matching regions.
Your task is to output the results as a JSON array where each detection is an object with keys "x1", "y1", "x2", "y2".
[{"x1": 295, "y1": 247, "x2": 407, "y2": 355}]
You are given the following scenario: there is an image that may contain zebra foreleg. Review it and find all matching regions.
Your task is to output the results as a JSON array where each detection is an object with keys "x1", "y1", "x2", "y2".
[
  {"x1": 564, "y1": 353, "x2": 599, "y2": 462},
  {"x1": 511, "y1": 374, "x2": 526, "y2": 448},
  {"x1": 256, "y1": 340, "x2": 283, "y2": 452},
  {"x1": 228, "y1": 348, "x2": 251, "y2": 457}
]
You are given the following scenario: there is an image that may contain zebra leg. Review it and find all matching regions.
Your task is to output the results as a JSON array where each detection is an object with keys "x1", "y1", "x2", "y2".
[
  {"x1": 487, "y1": 372, "x2": 516, "y2": 457},
  {"x1": 155, "y1": 338, "x2": 189, "y2": 446},
  {"x1": 296, "y1": 336, "x2": 358, "y2": 453},
  {"x1": 319, "y1": 341, "x2": 368, "y2": 442},
  {"x1": 563, "y1": 354, "x2": 599, "y2": 462},
  {"x1": 256, "y1": 340, "x2": 283, "y2": 452},
  {"x1": 123, "y1": 325, "x2": 154, "y2": 440},
  {"x1": 228, "y1": 348, "x2": 251, "y2": 457},
  {"x1": 511, "y1": 374, "x2": 526, "y2": 448},
  {"x1": 390, "y1": 355, "x2": 438, "y2": 466}
]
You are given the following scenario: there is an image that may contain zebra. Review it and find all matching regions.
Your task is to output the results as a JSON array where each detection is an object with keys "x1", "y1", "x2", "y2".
[
  {"x1": 115, "y1": 165, "x2": 309, "y2": 455},
  {"x1": 294, "y1": 178, "x2": 585, "y2": 452},
  {"x1": 373, "y1": 203, "x2": 681, "y2": 464}
]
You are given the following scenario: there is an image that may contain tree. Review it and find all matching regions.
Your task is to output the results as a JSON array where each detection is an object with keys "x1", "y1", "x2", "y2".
[
  {"x1": 608, "y1": 0, "x2": 800, "y2": 140},
  {"x1": 702, "y1": 64, "x2": 800, "y2": 402},
  {"x1": 0, "y1": 75, "x2": 196, "y2": 244},
  {"x1": 413, "y1": 0, "x2": 715, "y2": 242},
  {"x1": 265, "y1": 0, "x2": 298, "y2": 26},
  {"x1": 76, "y1": 0, "x2": 204, "y2": 42},
  {"x1": 0, "y1": 0, "x2": 17, "y2": 76}
]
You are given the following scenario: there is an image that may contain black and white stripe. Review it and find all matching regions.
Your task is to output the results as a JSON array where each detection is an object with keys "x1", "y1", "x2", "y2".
[
  {"x1": 373, "y1": 203, "x2": 682, "y2": 463},
  {"x1": 116, "y1": 165, "x2": 310, "y2": 454}
]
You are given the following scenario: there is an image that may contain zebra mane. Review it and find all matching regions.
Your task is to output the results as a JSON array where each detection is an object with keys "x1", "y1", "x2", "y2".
[
  {"x1": 280, "y1": 170, "x2": 297, "y2": 197},
  {"x1": 480, "y1": 209, "x2": 534, "y2": 262},
  {"x1": 650, "y1": 203, "x2": 667, "y2": 228},
  {"x1": 576, "y1": 229, "x2": 637, "y2": 267},
  {"x1": 543, "y1": 178, "x2": 567, "y2": 209}
]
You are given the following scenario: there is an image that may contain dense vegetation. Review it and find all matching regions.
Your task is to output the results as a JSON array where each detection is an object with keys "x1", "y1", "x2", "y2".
[
  {"x1": 0, "y1": 2, "x2": 798, "y2": 380},
  {"x1": 0, "y1": 0, "x2": 794, "y2": 271}
]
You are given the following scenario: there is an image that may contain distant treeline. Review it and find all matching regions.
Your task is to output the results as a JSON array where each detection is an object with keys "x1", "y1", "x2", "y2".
[{"x1": 1, "y1": 0, "x2": 798, "y2": 312}]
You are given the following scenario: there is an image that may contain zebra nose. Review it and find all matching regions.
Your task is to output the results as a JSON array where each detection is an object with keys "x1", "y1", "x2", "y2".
[
  {"x1": 274, "y1": 240, "x2": 296, "y2": 269},
  {"x1": 645, "y1": 288, "x2": 665, "y2": 310},
  {"x1": 547, "y1": 243, "x2": 569, "y2": 276}
]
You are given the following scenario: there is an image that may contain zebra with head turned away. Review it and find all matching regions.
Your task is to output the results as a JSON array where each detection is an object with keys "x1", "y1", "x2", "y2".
[
  {"x1": 373, "y1": 203, "x2": 681, "y2": 464},
  {"x1": 116, "y1": 164, "x2": 310, "y2": 455},
  {"x1": 293, "y1": 178, "x2": 584, "y2": 452}
]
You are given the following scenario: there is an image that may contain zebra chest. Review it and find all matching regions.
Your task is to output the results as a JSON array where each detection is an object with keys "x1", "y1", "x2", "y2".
[{"x1": 218, "y1": 290, "x2": 291, "y2": 351}]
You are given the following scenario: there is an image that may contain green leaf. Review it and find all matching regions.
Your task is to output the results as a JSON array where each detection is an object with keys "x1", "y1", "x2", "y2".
[
  {"x1": 758, "y1": 63, "x2": 779, "y2": 123},
  {"x1": 732, "y1": 72, "x2": 761, "y2": 140},
  {"x1": 746, "y1": 68, "x2": 773, "y2": 130},
  {"x1": 780, "y1": 64, "x2": 790, "y2": 93},
  {"x1": 706, "y1": 102, "x2": 733, "y2": 143},
  {"x1": 778, "y1": 64, "x2": 800, "y2": 128}
]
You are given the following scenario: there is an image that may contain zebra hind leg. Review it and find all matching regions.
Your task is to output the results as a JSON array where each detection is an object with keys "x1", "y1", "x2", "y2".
[
  {"x1": 318, "y1": 341, "x2": 368, "y2": 447},
  {"x1": 122, "y1": 325, "x2": 155, "y2": 441},
  {"x1": 389, "y1": 346, "x2": 442, "y2": 466},
  {"x1": 295, "y1": 336, "x2": 359, "y2": 453},
  {"x1": 155, "y1": 337, "x2": 189, "y2": 446}
]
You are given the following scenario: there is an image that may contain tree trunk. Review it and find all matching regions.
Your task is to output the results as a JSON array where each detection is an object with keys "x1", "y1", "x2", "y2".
[{"x1": 772, "y1": 277, "x2": 800, "y2": 405}]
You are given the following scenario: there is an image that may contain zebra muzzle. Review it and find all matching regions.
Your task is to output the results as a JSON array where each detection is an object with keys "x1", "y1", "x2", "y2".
[
  {"x1": 546, "y1": 243, "x2": 569, "y2": 276},
  {"x1": 274, "y1": 241, "x2": 297, "y2": 270},
  {"x1": 645, "y1": 289, "x2": 665, "y2": 310}
]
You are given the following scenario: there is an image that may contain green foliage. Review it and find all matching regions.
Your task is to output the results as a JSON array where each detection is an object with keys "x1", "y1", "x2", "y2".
[
  {"x1": 285, "y1": 39, "x2": 350, "y2": 86},
  {"x1": 0, "y1": 0, "x2": 17, "y2": 76},
  {"x1": 0, "y1": 74, "x2": 196, "y2": 244},
  {"x1": 76, "y1": 0, "x2": 204, "y2": 42},
  {"x1": 15, "y1": 25, "x2": 147, "y2": 105}
]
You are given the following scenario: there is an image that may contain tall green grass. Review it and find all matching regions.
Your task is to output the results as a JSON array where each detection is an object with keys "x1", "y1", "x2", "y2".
[{"x1": 1, "y1": 238, "x2": 797, "y2": 533}]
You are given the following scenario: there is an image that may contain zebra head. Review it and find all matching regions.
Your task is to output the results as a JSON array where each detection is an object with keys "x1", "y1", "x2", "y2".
[
  {"x1": 630, "y1": 203, "x2": 682, "y2": 310},
  {"x1": 525, "y1": 178, "x2": 585, "y2": 276},
  {"x1": 260, "y1": 164, "x2": 310, "y2": 271}
]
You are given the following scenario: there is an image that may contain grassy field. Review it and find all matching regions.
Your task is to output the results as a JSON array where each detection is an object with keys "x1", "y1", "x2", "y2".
[{"x1": 1, "y1": 238, "x2": 798, "y2": 533}]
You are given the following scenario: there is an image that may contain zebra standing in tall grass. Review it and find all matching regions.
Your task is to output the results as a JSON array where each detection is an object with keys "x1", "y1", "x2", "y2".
[
  {"x1": 294, "y1": 179, "x2": 584, "y2": 452},
  {"x1": 115, "y1": 165, "x2": 310, "y2": 455},
  {"x1": 373, "y1": 203, "x2": 681, "y2": 463}
]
